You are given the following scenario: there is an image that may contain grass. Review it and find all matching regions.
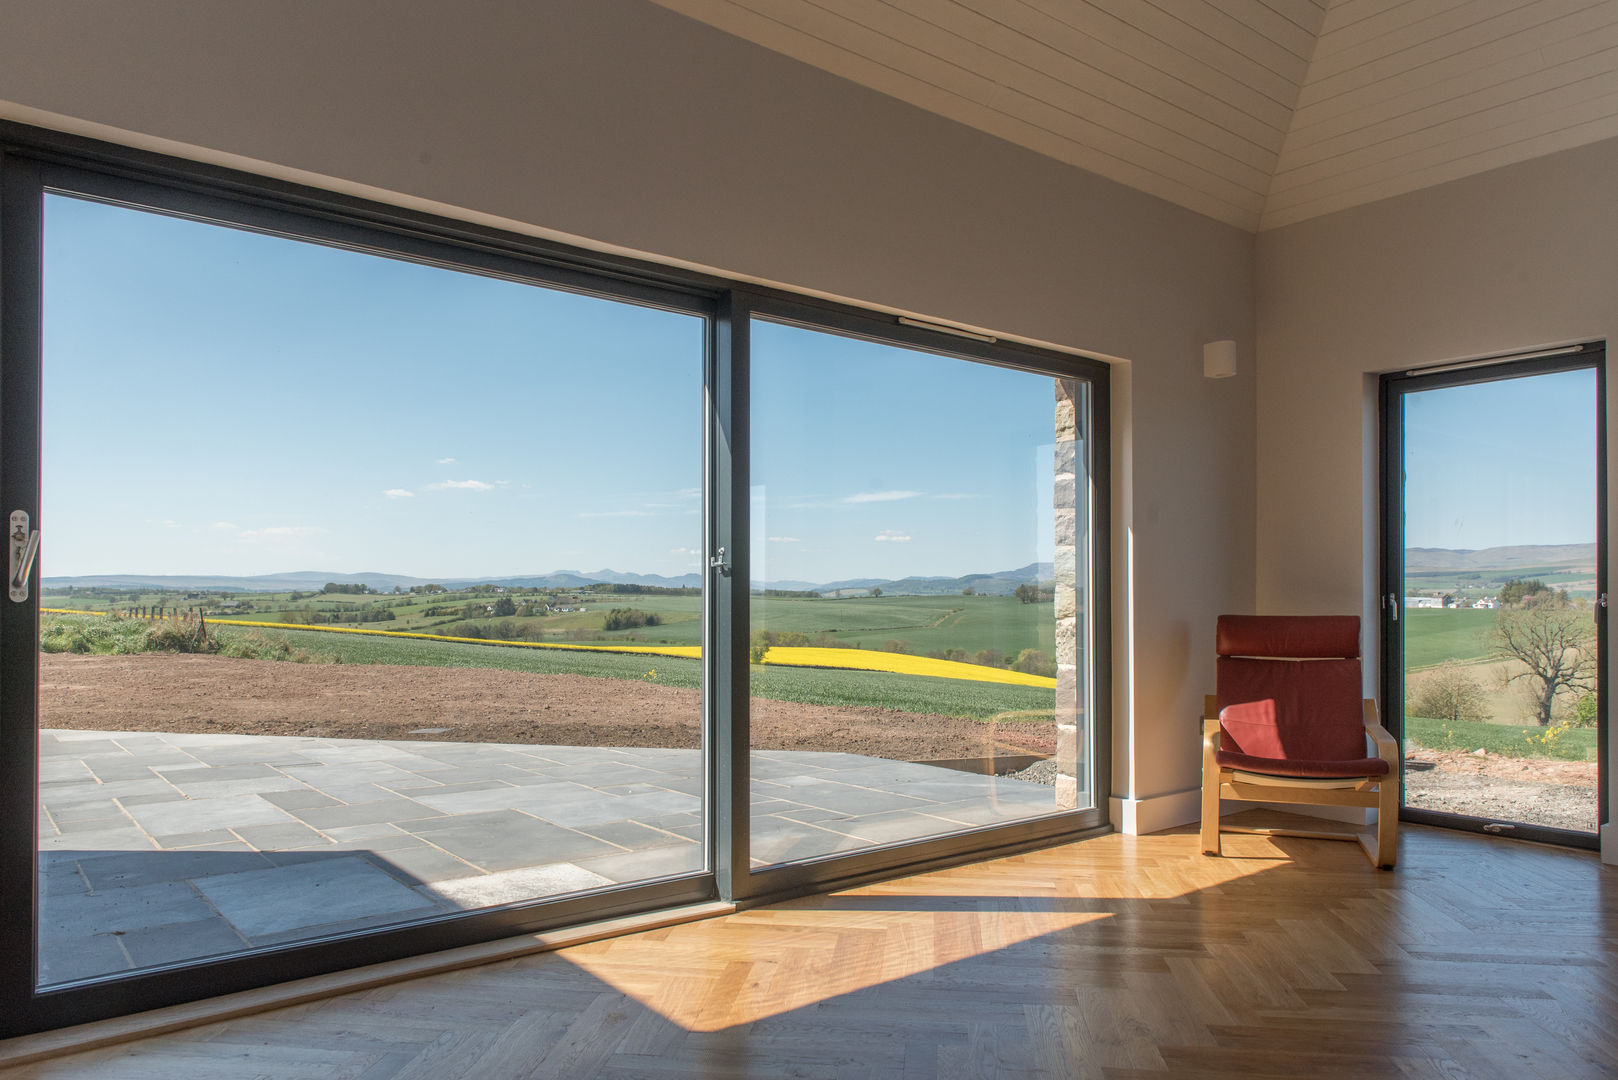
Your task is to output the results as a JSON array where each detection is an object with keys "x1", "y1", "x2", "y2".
[
  {"x1": 211, "y1": 624, "x2": 706, "y2": 687},
  {"x1": 41, "y1": 613, "x2": 1055, "y2": 721},
  {"x1": 756, "y1": 594, "x2": 1055, "y2": 657},
  {"x1": 1402, "y1": 608, "x2": 1497, "y2": 669},
  {"x1": 1405, "y1": 714, "x2": 1597, "y2": 761},
  {"x1": 40, "y1": 612, "x2": 158, "y2": 654},
  {"x1": 749, "y1": 664, "x2": 1053, "y2": 722}
]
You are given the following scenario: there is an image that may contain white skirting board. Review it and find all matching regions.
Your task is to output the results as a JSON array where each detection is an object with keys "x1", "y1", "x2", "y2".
[{"x1": 1112, "y1": 791, "x2": 1375, "y2": 834}]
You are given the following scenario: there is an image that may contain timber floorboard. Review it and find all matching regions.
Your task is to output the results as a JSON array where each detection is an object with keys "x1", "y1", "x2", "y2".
[{"x1": 3, "y1": 817, "x2": 1615, "y2": 1079}]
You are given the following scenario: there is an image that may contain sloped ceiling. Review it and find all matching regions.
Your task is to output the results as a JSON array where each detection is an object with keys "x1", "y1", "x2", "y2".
[{"x1": 649, "y1": 0, "x2": 1618, "y2": 232}]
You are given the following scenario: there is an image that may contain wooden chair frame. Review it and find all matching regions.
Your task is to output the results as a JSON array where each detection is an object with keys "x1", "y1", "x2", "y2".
[{"x1": 1200, "y1": 695, "x2": 1400, "y2": 869}]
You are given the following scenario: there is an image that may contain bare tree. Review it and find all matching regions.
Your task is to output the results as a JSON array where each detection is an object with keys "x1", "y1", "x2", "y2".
[{"x1": 1488, "y1": 594, "x2": 1598, "y2": 726}]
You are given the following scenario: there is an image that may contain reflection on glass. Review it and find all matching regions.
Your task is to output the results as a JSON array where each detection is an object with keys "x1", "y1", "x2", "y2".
[
  {"x1": 36, "y1": 195, "x2": 705, "y2": 985},
  {"x1": 748, "y1": 320, "x2": 1092, "y2": 867},
  {"x1": 1400, "y1": 368, "x2": 1600, "y2": 833}
]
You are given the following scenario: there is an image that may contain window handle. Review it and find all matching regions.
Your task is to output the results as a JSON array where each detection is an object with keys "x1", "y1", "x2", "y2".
[
  {"x1": 9, "y1": 511, "x2": 39, "y2": 602},
  {"x1": 709, "y1": 547, "x2": 731, "y2": 577}
]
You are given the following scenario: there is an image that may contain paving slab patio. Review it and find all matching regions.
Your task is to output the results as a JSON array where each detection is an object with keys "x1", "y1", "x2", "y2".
[{"x1": 34, "y1": 729, "x2": 1058, "y2": 985}]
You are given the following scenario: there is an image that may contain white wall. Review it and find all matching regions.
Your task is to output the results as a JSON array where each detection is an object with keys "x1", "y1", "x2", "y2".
[
  {"x1": 1257, "y1": 137, "x2": 1618, "y2": 862},
  {"x1": 0, "y1": 0, "x2": 1256, "y2": 832}
]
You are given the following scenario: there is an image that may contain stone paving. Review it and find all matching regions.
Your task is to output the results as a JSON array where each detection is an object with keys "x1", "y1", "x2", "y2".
[{"x1": 37, "y1": 730, "x2": 1058, "y2": 985}]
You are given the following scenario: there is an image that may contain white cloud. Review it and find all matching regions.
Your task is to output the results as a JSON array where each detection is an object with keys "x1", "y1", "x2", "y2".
[
  {"x1": 768, "y1": 536, "x2": 801, "y2": 543},
  {"x1": 874, "y1": 530, "x2": 912, "y2": 542},
  {"x1": 237, "y1": 526, "x2": 325, "y2": 544},
  {"x1": 670, "y1": 547, "x2": 701, "y2": 557},
  {"x1": 436, "y1": 457, "x2": 457, "y2": 464},
  {"x1": 425, "y1": 479, "x2": 494, "y2": 492},
  {"x1": 846, "y1": 490, "x2": 921, "y2": 504},
  {"x1": 383, "y1": 489, "x2": 415, "y2": 499},
  {"x1": 210, "y1": 521, "x2": 237, "y2": 530}
]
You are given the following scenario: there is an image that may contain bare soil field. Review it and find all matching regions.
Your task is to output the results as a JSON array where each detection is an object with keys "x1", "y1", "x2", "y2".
[
  {"x1": 1404, "y1": 746, "x2": 1598, "y2": 833},
  {"x1": 38, "y1": 653, "x2": 1055, "y2": 762}
]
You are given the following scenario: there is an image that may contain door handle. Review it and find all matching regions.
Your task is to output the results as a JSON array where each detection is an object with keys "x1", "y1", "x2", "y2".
[{"x1": 9, "y1": 510, "x2": 39, "y2": 602}]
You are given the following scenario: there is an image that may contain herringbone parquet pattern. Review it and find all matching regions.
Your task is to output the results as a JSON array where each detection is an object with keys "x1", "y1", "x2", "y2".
[{"x1": 5, "y1": 817, "x2": 1615, "y2": 1079}]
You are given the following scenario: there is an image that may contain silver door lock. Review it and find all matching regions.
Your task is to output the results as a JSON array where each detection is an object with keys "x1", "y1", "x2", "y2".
[{"x1": 9, "y1": 510, "x2": 40, "y2": 603}]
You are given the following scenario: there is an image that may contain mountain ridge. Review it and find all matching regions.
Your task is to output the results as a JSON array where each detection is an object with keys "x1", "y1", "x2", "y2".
[{"x1": 43, "y1": 561, "x2": 1057, "y2": 597}]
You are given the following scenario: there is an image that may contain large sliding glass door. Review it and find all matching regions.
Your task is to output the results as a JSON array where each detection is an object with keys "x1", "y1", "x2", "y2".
[
  {"x1": 0, "y1": 127, "x2": 1110, "y2": 1037},
  {"x1": 34, "y1": 192, "x2": 710, "y2": 987},
  {"x1": 747, "y1": 318, "x2": 1101, "y2": 870}
]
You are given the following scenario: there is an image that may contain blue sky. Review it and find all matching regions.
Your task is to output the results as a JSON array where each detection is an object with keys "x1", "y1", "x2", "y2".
[
  {"x1": 43, "y1": 195, "x2": 1065, "y2": 583},
  {"x1": 1403, "y1": 368, "x2": 1597, "y2": 550}
]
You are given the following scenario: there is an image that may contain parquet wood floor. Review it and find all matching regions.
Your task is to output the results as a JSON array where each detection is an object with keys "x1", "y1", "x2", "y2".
[{"x1": 4, "y1": 817, "x2": 1614, "y2": 1079}]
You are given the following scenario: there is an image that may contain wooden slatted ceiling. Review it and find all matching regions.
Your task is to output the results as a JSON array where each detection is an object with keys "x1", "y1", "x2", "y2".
[
  {"x1": 1264, "y1": 0, "x2": 1618, "y2": 228},
  {"x1": 651, "y1": 0, "x2": 1330, "y2": 231},
  {"x1": 650, "y1": 0, "x2": 1618, "y2": 232}
]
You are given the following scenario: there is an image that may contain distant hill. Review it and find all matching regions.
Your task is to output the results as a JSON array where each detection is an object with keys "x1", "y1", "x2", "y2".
[
  {"x1": 773, "y1": 562, "x2": 1054, "y2": 597},
  {"x1": 40, "y1": 571, "x2": 431, "y2": 593},
  {"x1": 1405, "y1": 543, "x2": 1596, "y2": 572},
  {"x1": 44, "y1": 562, "x2": 1051, "y2": 597}
]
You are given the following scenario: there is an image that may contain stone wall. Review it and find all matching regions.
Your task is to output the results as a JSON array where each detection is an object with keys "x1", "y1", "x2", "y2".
[{"x1": 1054, "y1": 380, "x2": 1083, "y2": 810}]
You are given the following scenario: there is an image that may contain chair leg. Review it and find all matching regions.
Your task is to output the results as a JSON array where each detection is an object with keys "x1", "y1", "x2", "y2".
[
  {"x1": 1200, "y1": 768, "x2": 1222, "y2": 856},
  {"x1": 1374, "y1": 778, "x2": 1398, "y2": 870}
]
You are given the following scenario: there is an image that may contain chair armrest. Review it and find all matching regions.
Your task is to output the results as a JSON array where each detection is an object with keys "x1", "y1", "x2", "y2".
[
  {"x1": 1204, "y1": 695, "x2": 1220, "y2": 736},
  {"x1": 1363, "y1": 699, "x2": 1399, "y2": 766}
]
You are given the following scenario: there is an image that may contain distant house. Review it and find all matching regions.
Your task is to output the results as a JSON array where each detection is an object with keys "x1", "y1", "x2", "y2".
[{"x1": 1405, "y1": 597, "x2": 1443, "y2": 609}]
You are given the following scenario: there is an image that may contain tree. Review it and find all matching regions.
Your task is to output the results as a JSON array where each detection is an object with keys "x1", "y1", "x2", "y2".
[
  {"x1": 1498, "y1": 578, "x2": 1548, "y2": 607},
  {"x1": 1406, "y1": 661, "x2": 1488, "y2": 723},
  {"x1": 1487, "y1": 593, "x2": 1597, "y2": 726},
  {"x1": 491, "y1": 596, "x2": 517, "y2": 617},
  {"x1": 870, "y1": 586, "x2": 882, "y2": 597},
  {"x1": 1014, "y1": 583, "x2": 1033, "y2": 604}
]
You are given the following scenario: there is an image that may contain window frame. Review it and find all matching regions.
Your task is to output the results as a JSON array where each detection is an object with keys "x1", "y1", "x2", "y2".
[{"x1": 0, "y1": 120, "x2": 1110, "y2": 1036}]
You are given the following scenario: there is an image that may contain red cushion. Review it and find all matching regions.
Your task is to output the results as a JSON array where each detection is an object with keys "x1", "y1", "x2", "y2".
[
  {"x1": 1218, "y1": 657, "x2": 1365, "y2": 761},
  {"x1": 1217, "y1": 615, "x2": 1360, "y2": 659},
  {"x1": 1216, "y1": 748, "x2": 1390, "y2": 779}
]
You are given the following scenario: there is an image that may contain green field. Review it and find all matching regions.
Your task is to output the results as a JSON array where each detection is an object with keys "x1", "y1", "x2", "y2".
[
  {"x1": 39, "y1": 611, "x2": 1054, "y2": 722},
  {"x1": 41, "y1": 586, "x2": 1055, "y2": 658},
  {"x1": 1405, "y1": 714, "x2": 1597, "y2": 761},
  {"x1": 1401, "y1": 608, "x2": 1496, "y2": 669}
]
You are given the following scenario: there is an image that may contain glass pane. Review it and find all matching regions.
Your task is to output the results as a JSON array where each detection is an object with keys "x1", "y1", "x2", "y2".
[
  {"x1": 37, "y1": 194, "x2": 705, "y2": 986},
  {"x1": 748, "y1": 320, "x2": 1092, "y2": 867},
  {"x1": 1400, "y1": 368, "x2": 1600, "y2": 834}
]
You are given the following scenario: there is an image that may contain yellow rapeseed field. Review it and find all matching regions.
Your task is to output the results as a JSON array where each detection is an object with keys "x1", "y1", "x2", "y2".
[
  {"x1": 760, "y1": 647, "x2": 1055, "y2": 689},
  {"x1": 39, "y1": 610, "x2": 1056, "y2": 689}
]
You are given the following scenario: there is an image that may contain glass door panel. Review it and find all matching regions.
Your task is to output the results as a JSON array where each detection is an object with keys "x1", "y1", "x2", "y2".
[
  {"x1": 747, "y1": 320, "x2": 1093, "y2": 867},
  {"x1": 1394, "y1": 363, "x2": 1604, "y2": 839},
  {"x1": 37, "y1": 194, "x2": 706, "y2": 985}
]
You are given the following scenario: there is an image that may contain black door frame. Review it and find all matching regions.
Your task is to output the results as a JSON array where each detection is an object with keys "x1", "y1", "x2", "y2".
[{"x1": 1380, "y1": 345, "x2": 1608, "y2": 849}]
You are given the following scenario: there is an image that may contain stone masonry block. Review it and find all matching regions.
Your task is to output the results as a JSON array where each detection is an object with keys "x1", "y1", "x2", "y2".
[
  {"x1": 1054, "y1": 399, "x2": 1075, "y2": 441},
  {"x1": 1055, "y1": 546, "x2": 1077, "y2": 587},
  {"x1": 1054, "y1": 619, "x2": 1076, "y2": 663},
  {"x1": 1056, "y1": 723, "x2": 1078, "y2": 767},
  {"x1": 1054, "y1": 508, "x2": 1076, "y2": 548},
  {"x1": 1053, "y1": 439, "x2": 1076, "y2": 474},
  {"x1": 1055, "y1": 585, "x2": 1076, "y2": 620}
]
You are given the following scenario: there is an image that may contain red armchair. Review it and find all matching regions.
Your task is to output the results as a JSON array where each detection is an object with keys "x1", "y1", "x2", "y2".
[{"x1": 1201, "y1": 615, "x2": 1399, "y2": 868}]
